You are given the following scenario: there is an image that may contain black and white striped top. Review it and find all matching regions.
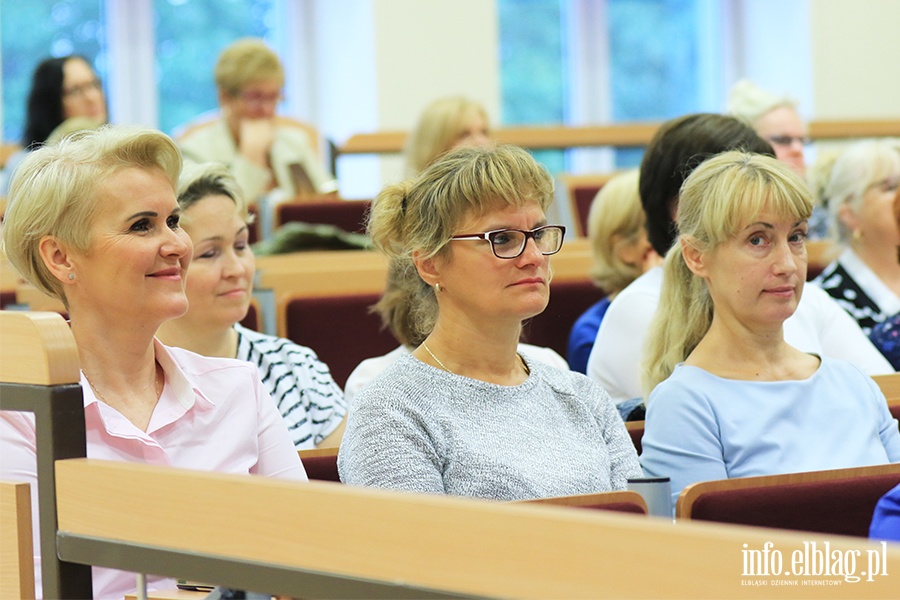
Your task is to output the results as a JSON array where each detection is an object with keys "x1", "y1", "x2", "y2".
[{"x1": 235, "y1": 324, "x2": 346, "y2": 449}]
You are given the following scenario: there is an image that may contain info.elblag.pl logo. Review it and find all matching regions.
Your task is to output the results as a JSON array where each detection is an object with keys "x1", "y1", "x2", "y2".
[{"x1": 741, "y1": 541, "x2": 890, "y2": 586}]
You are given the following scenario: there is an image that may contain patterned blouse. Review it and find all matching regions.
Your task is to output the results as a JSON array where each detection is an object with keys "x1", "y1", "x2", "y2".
[
  {"x1": 235, "y1": 324, "x2": 346, "y2": 449},
  {"x1": 814, "y1": 248, "x2": 900, "y2": 336}
]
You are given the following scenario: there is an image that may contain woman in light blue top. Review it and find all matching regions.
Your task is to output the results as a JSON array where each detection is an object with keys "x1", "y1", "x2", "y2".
[{"x1": 639, "y1": 151, "x2": 900, "y2": 507}]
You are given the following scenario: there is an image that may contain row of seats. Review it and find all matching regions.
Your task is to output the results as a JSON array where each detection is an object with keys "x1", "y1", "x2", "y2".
[
  {"x1": 298, "y1": 448, "x2": 900, "y2": 538},
  {"x1": 3, "y1": 309, "x2": 899, "y2": 599}
]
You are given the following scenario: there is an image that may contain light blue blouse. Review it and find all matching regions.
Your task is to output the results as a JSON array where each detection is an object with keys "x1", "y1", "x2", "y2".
[{"x1": 640, "y1": 357, "x2": 900, "y2": 507}]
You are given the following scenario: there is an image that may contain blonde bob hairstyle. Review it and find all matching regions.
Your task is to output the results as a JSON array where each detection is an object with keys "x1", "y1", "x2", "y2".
[
  {"x1": 404, "y1": 96, "x2": 490, "y2": 177},
  {"x1": 825, "y1": 139, "x2": 900, "y2": 244},
  {"x1": 368, "y1": 144, "x2": 554, "y2": 344},
  {"x1": 641, "y1": 151, "x2": 813, "y2": 397},
  {"x1": 214, "y1": 38, "x2": 284, "y2": 96},
  {"x1": 2, "y1": 125, "x2": 182, "y2": 305},
  {"x1": 587, "y1": 169, "x2": 645, "y2": 294},
  {"x1": 177, "y1": 161, "x2": 252, "y2": 223}
]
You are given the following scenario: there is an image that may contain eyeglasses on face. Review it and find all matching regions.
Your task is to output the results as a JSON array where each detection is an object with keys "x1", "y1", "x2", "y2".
[
  {"x1": 767, "y1": 135, "x2": 811, "y2": 148},
  {"x1": 450, "y1": 225, "x2": 566, "y2": 259},
  {"x1": 63, "y1": 79, "x2": 102, "y2": 99},
  {"x1": 237, "y1": 91, "x2": 284, "y2": 107}
]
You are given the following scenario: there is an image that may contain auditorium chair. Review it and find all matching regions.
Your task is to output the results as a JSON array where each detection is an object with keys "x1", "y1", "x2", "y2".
[
  {"x1": 521, "y1": 279, "x2": 604, "y2": 358},
  {"x1": 625, "y1": 421, "x2": 644, "y2": 455},
  {"x1": 676, "y1": 463, "x2": 900, "y2": 537},
  {"x1": 281, "y1": 292, "x2": 398, "y2": 388},
  {"x1": 557, "y1": 173, "x2": 614, "y2": 237},
  {"x1": 275, "y1": 198, "x2": 371, "y2": 234},
  {"x1": 516, "y1": 490, "x2": 648, "y2": 515},
  {"x1": 0, "y1": 481, "x2": 35, "y2": 600},
  {"x1": 298, "y1": 447, "x2": 341, "y2": 482}
]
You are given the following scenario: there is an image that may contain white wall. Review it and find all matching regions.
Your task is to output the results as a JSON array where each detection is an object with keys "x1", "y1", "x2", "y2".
[
  {"x1": 313, "y1": 0, "x2": 499, "y2": 197},
  {"x1": 307, "y1": 0, "x2": 898, "y2": 195},
  {"x1": 810, "y1": 0, "x2": 900, "y2": 119}
]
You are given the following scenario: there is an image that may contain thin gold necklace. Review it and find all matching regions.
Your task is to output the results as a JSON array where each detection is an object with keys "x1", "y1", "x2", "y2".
[
  {"x1": 84, "y1": 363, "x2": 164, "y2": 404},
  {"x1": 421, "y1": 342, "x2": 453, "y2": 373},
  {"x1": 421, "y1": 342, "x2": 529, "y2": 376}
]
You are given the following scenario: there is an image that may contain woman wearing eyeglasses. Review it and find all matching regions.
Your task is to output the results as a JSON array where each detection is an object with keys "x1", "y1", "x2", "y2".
[
  {"x1": 813, "y1": 140, "x2": 900, "y2": 341},
  {"x1": 176, "y1": 38, "x2": 337, "y2": 202},
  {"x1": 337, "y1": 145, "x2": 641, "y2": 500},
  {"x1": 1, "y1": 55, "x2": 107, "y2": 196}
]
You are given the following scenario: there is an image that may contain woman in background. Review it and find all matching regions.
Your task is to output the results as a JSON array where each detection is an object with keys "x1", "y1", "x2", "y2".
[
  {"x1": 814, "y1": 139, "x2": 900, "y2": 337},
  {"x1": 176, "y1": 38, "x2": 337, "y2": 202},
  {"x1": 156, "y1": 162, "x2": 347, "y2": 449},
  {"x1": 338, "y1": 145, "x2": 641, "y2": 500},
  {"x1": 1, "y1": 55, "x2": 107, "y2": 195},
  {"x1": 728, "y1": 79, "x2": 807, "y2": 177},
  {"x1": 404, "y1": 96, "x2": 491, "y2": 176},
  {"x1": 639, "y1": 151, "x2": 900, "y2": 506},
  {"x1": 0, "y1": 126, "x2": 305, "y2": 599},
  {"x1": 566, "y1": 170, "x2": 659, "y2": 374}
]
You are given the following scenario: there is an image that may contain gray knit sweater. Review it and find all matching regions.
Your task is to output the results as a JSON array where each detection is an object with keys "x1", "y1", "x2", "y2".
[{"x1": 338, "y1": 352, "x2": 641, "y2": 501}]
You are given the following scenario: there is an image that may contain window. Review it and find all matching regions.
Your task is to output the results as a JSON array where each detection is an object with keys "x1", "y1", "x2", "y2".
[
  {"x1": 1, "y1": 0, "x2": 105, "y2": 144},
  {"x1": 498, "y1": 0, "x2": 727, "y2": 172}
]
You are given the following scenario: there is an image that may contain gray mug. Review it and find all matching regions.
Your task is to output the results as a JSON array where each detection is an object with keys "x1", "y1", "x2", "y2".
[{"x1": 627, "y1": 477, "x2": 673, "y2": 519}]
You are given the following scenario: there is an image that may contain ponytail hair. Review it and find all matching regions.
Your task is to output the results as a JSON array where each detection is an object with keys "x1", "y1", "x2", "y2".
[{"x1": 641, "y1": 151, "x2": 813, "y2": 397}]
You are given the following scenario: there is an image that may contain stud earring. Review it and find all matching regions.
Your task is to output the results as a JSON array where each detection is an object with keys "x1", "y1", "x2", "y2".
[
  {"x1": 434, "y1": 283, "x2": 441, "y2": 293},
  {"x1": 68, "y1": 273, "x2": 75, "y2": 281}
]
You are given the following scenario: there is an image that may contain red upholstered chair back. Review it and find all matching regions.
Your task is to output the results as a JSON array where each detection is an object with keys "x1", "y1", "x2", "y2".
[
  {"x1": 677, "y1": 464, "x2": 900, "y2": 537},
  {"x1": 521, "y1": 279, "x2": 604, "y2": 358},
  {"x1": 515, "y1": 490, "x2": 648, "y2": 515},
  {"x1": 889, "y1": 402, "x2": 900, "y2": 423},
  {"x1": 0, "y1": 290, "x2": 16, "y2": 309},
  {"x1": 276, "y1": 198, "x2": 371, "y2": 234},
  {"x1": 238, "y1": 299, "x2": 260, "y2": 332},
  {"x1": 299, "y1": 447, "x2": 340, "y2": 482},
  {"x1": 558, "y1": 173, "x2": 614, "y2": 237},
  {"x1": 572, "y1": 186, "x2": 602, "y2": 238},
  {"x1": 247, "y1": 203, "x2": 260, "y2": 244},
  {"x1": 282, "y1": 293, "x2": 399, "y2": 389},
  {"x1": 625, "y1": 421, "x2": 644, "y2": 455}
]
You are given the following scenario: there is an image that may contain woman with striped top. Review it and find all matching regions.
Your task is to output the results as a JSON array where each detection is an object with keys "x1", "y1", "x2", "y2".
[{"x1": 157, "y1": 162, "x2": 346, "y2": 448}]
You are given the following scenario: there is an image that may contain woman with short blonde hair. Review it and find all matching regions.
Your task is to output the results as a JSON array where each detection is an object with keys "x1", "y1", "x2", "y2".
[{"x1": 1, "y1": 126, "x2": 306, "y2": 599}]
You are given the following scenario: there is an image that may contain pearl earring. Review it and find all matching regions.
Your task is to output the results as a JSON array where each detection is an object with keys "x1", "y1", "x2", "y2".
[
  {"x1": 68, "y1": 273, "x2": 75, "y2": 281},
  {"x1": 435, "y1": 283, "x2": 441, "y2": 293}
]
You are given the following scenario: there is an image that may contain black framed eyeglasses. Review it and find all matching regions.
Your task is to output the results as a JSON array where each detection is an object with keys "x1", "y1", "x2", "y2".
[{"x1": 450, "y1": 225, "x2": 566, "y2": 259}]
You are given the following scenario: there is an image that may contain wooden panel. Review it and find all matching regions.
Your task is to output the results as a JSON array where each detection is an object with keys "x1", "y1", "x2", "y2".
[
  {"x1": 514, "y1": 490, "x2": 648, "y2": 515},
  {"x1": 808, "y1": 120, "x2": 900, "y2": 139},
  {"x1": 57, "y1": 459, "x2": 900, "y2": 599},
  {"x1": 0, "y1": 481, "x2": 35, "y2": 600},
  {"x1": 336, "y1": 120, "x2": 900, "y2": 157},
  {"x1": 873, "y1": 373, "x2": 900, "y2": 403},
  {"x1": 0, "y1": 311, "x2": 79, "y2": 385}
]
